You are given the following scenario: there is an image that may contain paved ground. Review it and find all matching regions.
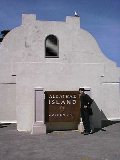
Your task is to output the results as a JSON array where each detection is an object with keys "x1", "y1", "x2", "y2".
[{"x1": 0, "y1": 122, "x2": 120, "y2": 160}]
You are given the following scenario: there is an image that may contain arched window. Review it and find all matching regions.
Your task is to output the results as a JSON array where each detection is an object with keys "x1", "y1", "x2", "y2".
[{"x1": 45, "y1": 35, "x2": 59, "y2": 58}]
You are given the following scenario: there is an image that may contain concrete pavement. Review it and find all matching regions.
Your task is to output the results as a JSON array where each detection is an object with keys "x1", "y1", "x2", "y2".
[{"x1": 0, "y1": 122, "x2": 120, "y2": 160}]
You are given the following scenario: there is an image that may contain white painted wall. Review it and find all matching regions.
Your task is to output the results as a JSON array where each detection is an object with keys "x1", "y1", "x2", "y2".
[
  {"x1": 0, "y1": 83, "x2": 16, "y2": 122},
  {"x1": 0, "y1": 14, "x2": 119, "y2": 131},
  {"x1": 101, "y1": 83, "x2": 120, "y2": 120},
  {"x1": 15, "y1": 62, "x2": 119, "y2": 131}
]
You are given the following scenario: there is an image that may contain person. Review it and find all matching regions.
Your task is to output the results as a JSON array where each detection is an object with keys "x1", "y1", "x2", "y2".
[{"x1": 79, "y1": 88, "x2": 93, "y2": 135}]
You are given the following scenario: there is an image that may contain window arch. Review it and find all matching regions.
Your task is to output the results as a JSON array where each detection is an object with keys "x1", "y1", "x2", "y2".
[{"x1": 45, "y1": 35, "x2": 59, "y2": 58}]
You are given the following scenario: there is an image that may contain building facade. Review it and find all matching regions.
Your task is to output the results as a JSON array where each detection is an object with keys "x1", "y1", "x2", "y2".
[{"x1": 0, "y1": 14, "x2": 120, "y2": 132}]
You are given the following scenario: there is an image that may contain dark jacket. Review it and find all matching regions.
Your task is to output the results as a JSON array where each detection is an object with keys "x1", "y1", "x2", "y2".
[{"x1": 80, "y1": 93, "x2": 93, "y2": 110}]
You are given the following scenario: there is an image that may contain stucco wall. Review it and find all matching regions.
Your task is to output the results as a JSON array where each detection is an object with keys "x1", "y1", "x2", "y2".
[
  {"x1": 16, "y1": 62, "x2": 120, "y2": 131},
  {"x1": 101, "y1": 83, "x2": 120, "y2": 119},
  {"x1": 16, "y1": 62, "x2": 104, "y2": 131},
  {"x1": 0, "y1": 83, "x2": 16, "y2": 122},
  {"x1": 0, "y1": 14, "x2": 115, "y2": 65},
  {"x1": 0, "y1": 14, "x2": 119, "y2": 131}
]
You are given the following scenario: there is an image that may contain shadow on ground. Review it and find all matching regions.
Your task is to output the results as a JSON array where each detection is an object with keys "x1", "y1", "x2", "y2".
[
  {"x1": 0, "y1": 123, "x2": 11, "y2": 128},
  {"x1": 93, "y1": 120, "x2": 120, "y2": 133}
]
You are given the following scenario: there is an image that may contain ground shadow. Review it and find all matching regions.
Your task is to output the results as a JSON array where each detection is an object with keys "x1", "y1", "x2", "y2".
[{"x1": 0, "y1": 123, "x2": 11, "y2": 128}]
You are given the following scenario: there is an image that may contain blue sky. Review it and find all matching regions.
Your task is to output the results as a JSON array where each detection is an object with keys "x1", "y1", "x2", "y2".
[{"x1": 0, "y1": 0, "x2": 120, "y2": 66}]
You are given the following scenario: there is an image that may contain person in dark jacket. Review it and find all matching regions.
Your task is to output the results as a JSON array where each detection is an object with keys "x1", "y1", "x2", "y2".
[{"x1": 79, "y1": 88, "x2": 93, "y2": 135}]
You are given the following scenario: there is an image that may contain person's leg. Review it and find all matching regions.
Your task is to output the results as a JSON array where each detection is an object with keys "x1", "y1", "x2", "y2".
[
  {"x1": 84, "y1": 110, "x2": 90, "y2": 134},
  {"x1": 81, "y1": 111, "x2": 86, "y2": 132}
]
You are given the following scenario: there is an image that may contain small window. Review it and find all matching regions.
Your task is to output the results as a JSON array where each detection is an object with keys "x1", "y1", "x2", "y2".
[{"x1": 45, "y1": 35, "x2": 59, "y2": 58}]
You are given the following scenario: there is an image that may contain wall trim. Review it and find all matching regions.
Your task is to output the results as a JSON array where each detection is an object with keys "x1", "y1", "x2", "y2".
[{"x1": 0, "y1": 120, "x2": 17, "y2": 124}]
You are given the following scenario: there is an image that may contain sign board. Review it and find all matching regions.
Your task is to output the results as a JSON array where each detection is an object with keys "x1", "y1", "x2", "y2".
[{"x1": 45, "y1": 91, "x2": 80, "y2": 123}]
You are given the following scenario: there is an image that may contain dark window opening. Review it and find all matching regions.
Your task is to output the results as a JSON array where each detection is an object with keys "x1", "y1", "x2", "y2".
[{"x1": 45, "y1": 35, "x2": 59, "y2": 58}]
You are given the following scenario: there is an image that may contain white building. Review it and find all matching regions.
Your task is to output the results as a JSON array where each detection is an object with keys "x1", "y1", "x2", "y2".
[{"x1": 0, "y1": 14, "x2": 120, "y2": 133}]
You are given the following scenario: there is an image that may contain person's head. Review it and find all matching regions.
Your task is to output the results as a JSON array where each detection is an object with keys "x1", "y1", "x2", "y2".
[{"x1": 79, "y1": 88, "x2": 85, "y2": 94}]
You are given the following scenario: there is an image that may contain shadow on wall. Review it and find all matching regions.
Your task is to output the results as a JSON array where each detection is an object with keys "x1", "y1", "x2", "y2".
[
  {"x1": 91, "y1": 101, "x2": 103, "y2": 129},
  {"x1": 101, "y1": 109, "x2": 120, "y2": 128},
  {"x1": 91, "y1": 101, "x2": 120, "y2": 130}
]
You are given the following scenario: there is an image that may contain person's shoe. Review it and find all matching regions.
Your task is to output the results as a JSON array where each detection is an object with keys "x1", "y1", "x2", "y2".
[
  {"x1": 84, "y1": 132, "x2": 89, "y2": 135},
  {"x1": 89, "y1": 130, "x2": 94, "y2": 134}
]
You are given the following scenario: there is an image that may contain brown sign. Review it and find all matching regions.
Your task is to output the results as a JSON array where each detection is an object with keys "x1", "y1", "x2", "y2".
[{"x1": 45, "y1": 91, "x2": 80, "y2": 123}]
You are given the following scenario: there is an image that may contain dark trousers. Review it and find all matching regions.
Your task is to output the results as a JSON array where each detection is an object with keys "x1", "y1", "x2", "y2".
[{"x1": 81, "y1": 109, "x2": 90, "y2": 133}]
